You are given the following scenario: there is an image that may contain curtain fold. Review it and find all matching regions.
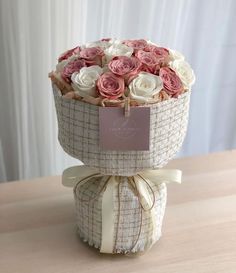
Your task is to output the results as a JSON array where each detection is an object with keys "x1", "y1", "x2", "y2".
[{"x1": 0, "y1": 0, "x2": 236, "y2": 181}]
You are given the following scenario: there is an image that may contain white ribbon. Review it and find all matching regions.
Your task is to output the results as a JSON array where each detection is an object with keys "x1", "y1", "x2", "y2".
[{"x1": 62, "y1": 166, "x2": 182, "y2": 253}]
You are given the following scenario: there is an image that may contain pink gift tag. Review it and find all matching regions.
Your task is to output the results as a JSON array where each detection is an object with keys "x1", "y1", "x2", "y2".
[{"x1": 99, "y1": 107, "x2": 150, "y2": 151}]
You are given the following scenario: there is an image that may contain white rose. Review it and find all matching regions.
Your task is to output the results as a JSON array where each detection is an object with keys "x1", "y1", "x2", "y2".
[
  {"x1": 71, "y1": 65, "x2": 103, "y2": 97},
  {"x1": 128, "y1": 72, "x2": 163, "y2": 103},
  {"x1": 85, "y1": 40, "x2": 111, "y2": 50},
  {"x1": 168, "y1": 49, "x2": 185, "y2": 61},
  {"x1": 169, "y1": 60, "x2": 195, "y2": 89},
  {"x1": 104, "y1": 40, "x2": 133, "y2": 63}
]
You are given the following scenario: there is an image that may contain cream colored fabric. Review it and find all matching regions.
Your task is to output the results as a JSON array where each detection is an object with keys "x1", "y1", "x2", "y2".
[
  {"x1": 74, "y1": 176, "x2": 167, "y2": 253},
  {"x1": 53, "y1": 84, "x2": 190, "y2": 176},
  {"x1": 63, "y1": 165, "x2": 182, "y2": 253}
]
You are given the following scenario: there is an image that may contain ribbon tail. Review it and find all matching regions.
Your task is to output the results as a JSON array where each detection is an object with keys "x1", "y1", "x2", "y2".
[
  {"x1": 134, "y1": 176, "x2": 157, "y2": 247},
  {"x1": 100, "y1": 176, "x2": 116, "y2": 253},
  {"x1": 62, "y1": 165, "x2": 100, "y2": 187},
  {"x1": 134, "y1": 169, "x2": 182, "y2": 248},
  {"x1": 140, "y1": 169, "x2": 182, "y2": 185}
]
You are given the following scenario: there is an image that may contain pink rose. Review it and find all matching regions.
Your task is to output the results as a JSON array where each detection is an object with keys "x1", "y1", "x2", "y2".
[
  {"x1": 123, "y1": 39, "x2": 147, "y2": 51},
  {"x1": 61, "y1": 59, "x2": 86, "y2": 83},
  {"x1": 101, "y1": 38, "x2": 111, "y2": 42},
  {"x1": 159, "y1": 67, "x2": 183, "y2": 97},
  {"x1": 97, "y1": 72, "x2": 125, "y2": 99},
  {"x1": 80, "y1": 47, "x2": 104, "y2": 66},
  {"x1": 108, "y1": 56, "x2": 142, "y2": 80},
  {"x1": 58, "y1": 46, "x2": 80, "y2": 62},
  {"x1": 80, "y1": 47, "x2": 104, "y2": 60},
  {"x1": 144, "y1": 45, "x2": 169, "y2": 63},
  {"x1": 135, "y1": 50, "x2": 162, "y2": 74}
]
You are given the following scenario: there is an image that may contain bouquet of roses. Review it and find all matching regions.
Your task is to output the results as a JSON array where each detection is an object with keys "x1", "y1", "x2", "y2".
[
  {"x1": 49, "y1": 39, "x2": 195, "y2": 255},
  {"x1": 50, "y1": 38, "x2": 195, "y2": 106}
]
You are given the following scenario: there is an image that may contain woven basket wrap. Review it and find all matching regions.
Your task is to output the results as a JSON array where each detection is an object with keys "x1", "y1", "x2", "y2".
[
  {"x1": 53, "y1": 84, "x2": 190, "y2": 176},
  {"x1": 74, "y1": 176, "x2": 167, "y2": 253}
]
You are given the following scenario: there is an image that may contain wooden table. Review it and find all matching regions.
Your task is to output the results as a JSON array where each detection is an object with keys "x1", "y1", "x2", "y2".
[{"x1": 1, "y1": 150, "x2": 236, "y2": 273}]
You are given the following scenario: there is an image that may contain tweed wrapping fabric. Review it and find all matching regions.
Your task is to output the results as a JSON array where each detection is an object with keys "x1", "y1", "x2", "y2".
[
  {"x1": 74, "y1": 176, "x2": 167, "y2": 254},
  {"x1": 53, "y1": 84, "x2": 190, "y2": 176}
]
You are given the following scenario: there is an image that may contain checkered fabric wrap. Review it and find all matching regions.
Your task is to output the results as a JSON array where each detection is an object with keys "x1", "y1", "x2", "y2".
[
  {"x1": 53, "y1": 84, "x2": 190, "y2": 176},
  {"x1": 74, "y1": 176, "x2": 167, "y2": 254}
]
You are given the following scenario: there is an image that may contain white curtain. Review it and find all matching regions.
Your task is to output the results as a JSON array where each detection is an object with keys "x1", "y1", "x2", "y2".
[{"x1": 0, "y1": 0, "x2": 236, "y2": 181}]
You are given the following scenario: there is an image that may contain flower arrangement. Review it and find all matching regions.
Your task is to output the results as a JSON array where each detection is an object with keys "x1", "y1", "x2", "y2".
[
  {"x1": 49, "y1": 38, "x2": 195, "y2": 255},
  {"x1": 49, "y1": 39, "x2": 195, "y2": 106}
]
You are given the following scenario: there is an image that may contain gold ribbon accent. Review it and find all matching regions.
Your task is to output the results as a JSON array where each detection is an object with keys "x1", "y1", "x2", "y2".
[{"x1": 62, "y1": 166, "x2": 182, "y2": 253}]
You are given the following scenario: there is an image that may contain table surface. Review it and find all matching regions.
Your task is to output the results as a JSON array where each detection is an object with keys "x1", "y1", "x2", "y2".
[{"x1": 1, "y1": 150, "x2": 236, "y2": 273}]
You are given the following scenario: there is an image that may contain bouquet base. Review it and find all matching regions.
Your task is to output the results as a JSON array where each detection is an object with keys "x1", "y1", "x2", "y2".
[{"x1": 73, "y1": 176, "x2": 167, "y2": 254}]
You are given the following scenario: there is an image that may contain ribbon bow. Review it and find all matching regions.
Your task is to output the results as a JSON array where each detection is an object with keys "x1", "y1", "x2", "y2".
[{"x1": 62, "y1": 166, "x2": 182, "y2": 253}]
